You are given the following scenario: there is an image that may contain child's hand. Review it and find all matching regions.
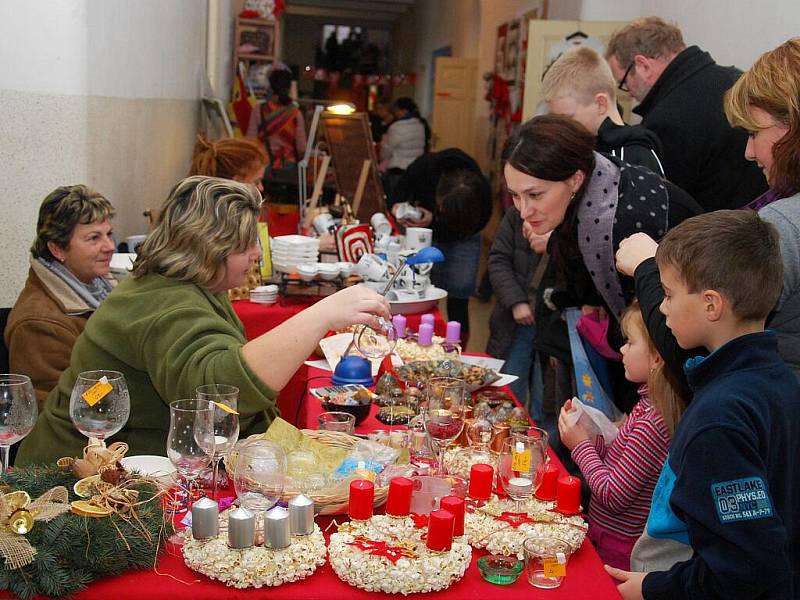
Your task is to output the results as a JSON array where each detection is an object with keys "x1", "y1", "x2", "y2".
[
  {"x1": 558, "y1": 404, "x2": 590, "y2": 450},
  {"x1": 604, "y1": 565, "x2": 645, "y2": 600}
]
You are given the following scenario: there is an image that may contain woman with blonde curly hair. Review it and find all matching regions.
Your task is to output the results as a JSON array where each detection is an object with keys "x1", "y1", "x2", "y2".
[
  {"x1": 16, "y1": 176, "x2": 390, "y2": 464},
  {"x1": 725, "y1": 37, "x2": 800, "y2": 375}
]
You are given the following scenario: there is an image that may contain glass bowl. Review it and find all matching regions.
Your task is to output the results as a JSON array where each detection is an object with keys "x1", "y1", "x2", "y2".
[{"x1": 477, "y1": 554, "x2": 524, "y2": 585}]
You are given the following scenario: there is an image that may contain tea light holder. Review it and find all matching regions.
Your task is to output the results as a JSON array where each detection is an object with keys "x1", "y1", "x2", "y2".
[
  {"x1": 191, "y1": 497, "x2": 219, "y2": 540},
  {"x1": 288, "y1": 494, "x2": 315, "y2": 536},
  {"x1": 228, "y1": 506, "x2": 255, "y2": 549}
]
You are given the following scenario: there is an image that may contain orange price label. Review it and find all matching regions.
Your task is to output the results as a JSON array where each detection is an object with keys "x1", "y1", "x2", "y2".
[
  {"x1": 82, "y1": 378, "x2": 112, "y2": 407},
  {"x1": 543, "y1": 555, "x2": 566, "y2": 578},
  {"x1": 512, "y1": 448, "x2": 531, "y2": 472}
]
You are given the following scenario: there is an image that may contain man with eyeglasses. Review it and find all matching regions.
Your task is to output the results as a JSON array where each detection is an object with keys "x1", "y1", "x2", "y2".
[{"x1": 605, "y1": 17, "x2": 766, "y2": 212}]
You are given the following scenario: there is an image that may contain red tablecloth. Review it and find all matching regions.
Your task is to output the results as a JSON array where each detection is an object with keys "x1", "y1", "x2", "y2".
[
  {"x1": 233, "y1": 299, "x2": 447, "y2": 425},
  {"x1": 26, "y1": 358, "x2": 620, "y2": 600}
]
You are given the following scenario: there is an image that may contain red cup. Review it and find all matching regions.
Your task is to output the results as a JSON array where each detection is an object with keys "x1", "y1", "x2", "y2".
[
  {"x1": 535, "y1": 462, "x2": 560, "y2": 501},
  {"x1": 439, "y1": 495, "x2": 465, "y2": 536},
  {"x1": 555, "y1": 475, "x2": 582, "y2": 515},
  {"x1": 349, "y1": 480, "x2": 375, "y2": 520},
  {"x1": 468, "y1": 464, "x2": 494, "y2": 500},
  {"x1": 426, "y1": 508, "x2": 455, "y2": 552},
  {"x1": 386, "y1": 477, "x2": 413, "y2": 517}
]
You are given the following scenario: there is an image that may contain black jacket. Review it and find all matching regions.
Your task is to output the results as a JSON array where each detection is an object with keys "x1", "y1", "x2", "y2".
[
  {"x1": 391, "y1": 148, "x2": 492, "y2": 243},
  {"x1": 634, "y1": 46, "x2": 767, "y2": 212},
  {"x1": 596, "y1": 117, "x2": 665, "y2": 176}
]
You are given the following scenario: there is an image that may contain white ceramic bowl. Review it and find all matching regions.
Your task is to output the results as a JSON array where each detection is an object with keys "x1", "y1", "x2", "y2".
[
  {"x1": 388, "y1": 286, "x2": 448, "y2": 314},
  {"x1": 317, "y1": 263, "x2": 340, "y2": 281},
  {"x1": 120, "y1": 455, "x2": 176, "y2": 487},
  {"x1": 297, "y1": 263, "x2": 318, "y2": 282},
  {"x1": 336, "y1": 261, "x2": 354, "y2": 277}
]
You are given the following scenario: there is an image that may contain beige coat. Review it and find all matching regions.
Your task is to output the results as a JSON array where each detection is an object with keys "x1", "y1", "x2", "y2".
[{"x1": 4, "y1": 260, "x2": 114, "y2": 409}]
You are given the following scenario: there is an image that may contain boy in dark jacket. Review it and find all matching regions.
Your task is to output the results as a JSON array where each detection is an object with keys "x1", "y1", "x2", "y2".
[
  {"x1": 608, "y1": 210, "x2": 800, "y2": 599},
  {"x1": 542, "y1": 45, "x2": 665, "y2": 176}
]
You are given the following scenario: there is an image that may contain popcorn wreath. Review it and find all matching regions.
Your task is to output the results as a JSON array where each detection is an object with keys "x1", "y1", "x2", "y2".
[
  {"x1": 328, "y1": 515, "x2": 472, "y2": 595},
  {"x1": 464, "y1": 496, "x2": 588, "y2": 560},
  {"x1": 182, "y1": 509, "x2": 327, "y2": 589}
]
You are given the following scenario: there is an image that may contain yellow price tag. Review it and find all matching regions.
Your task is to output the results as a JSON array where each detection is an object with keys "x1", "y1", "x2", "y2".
[
  {"x1": 543, "y1": 556, "x2": 567, "y2": 578},
  {"x1": 82, "y1": 378, "x2": 112, "y2": 407},
  {"x1": 512, "y1": 448, "x2": 531, "y2": 472},
  {"x1": 213, "y1": 401, "x2": 239, "y2": 415}
]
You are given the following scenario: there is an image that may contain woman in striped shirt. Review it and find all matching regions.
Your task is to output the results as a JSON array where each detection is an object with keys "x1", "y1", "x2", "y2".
[{"x1": 558, "y1": 301, "x2": 686, "y2": 570}]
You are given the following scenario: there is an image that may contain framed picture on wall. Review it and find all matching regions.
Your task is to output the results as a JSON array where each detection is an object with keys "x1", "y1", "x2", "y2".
[{"x1": 236, "y1": 18, "x2": 275, "y2": 59}]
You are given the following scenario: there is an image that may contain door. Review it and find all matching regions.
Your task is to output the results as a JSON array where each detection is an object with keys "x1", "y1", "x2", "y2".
[
  {"x1": 431, "y1": 57, "x2": 478, "y2": 156},
  {"x1": 522, "y1": 20, "x2": 633, "y2": 122}
]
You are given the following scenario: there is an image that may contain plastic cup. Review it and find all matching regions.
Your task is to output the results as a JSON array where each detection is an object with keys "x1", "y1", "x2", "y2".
[
  {"x1": 317, "y1": 411, "x2": 356, "y2": 434},
  {"x1": 523, "y1": 535, "x2": 572, "y2": 589}
]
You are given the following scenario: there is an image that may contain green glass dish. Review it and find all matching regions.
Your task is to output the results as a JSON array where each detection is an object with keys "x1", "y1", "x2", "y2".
[{"x1": 477, "y1": 554, "x2": 524, "y2": 585}]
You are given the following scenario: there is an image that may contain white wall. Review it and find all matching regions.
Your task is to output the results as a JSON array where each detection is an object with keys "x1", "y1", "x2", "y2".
[{"x1": 0, "y1": 0, "x2": 207, "y2": 306}]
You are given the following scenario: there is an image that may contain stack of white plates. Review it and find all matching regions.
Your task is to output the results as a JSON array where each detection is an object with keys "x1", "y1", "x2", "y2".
[
  {"x1": 271, "y1": 235, "x2": 320, "y2": 273},
  {"x1": 250, "y1": 284, "x2": 278, "y2": 304}
]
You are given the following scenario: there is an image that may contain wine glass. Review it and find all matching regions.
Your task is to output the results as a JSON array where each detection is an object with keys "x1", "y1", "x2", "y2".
[
  {"x1": 423, "y1": 377, "x2": 467, "y2": 476},
  {"x1": 196, "y1": 384, "x2": 240, "y2": 500},
  {"x1": 166, "y1": 399, "x2": 216, "y2": 516},
  {"x1": 498, "y1": 429, "x2": 549, "y2": 512},
  {"x1": 69, "y1": 370, "x2": 130, "y2": 444},
  {"x1": 233, "y1": 440, "x2": 287, "y2": 512},
  {"x1": 0, "y1": 375, "x2": 38, "y2": 473},
  {"x1": 353, "y1": 317, "x2": 397, "y2": 359}
]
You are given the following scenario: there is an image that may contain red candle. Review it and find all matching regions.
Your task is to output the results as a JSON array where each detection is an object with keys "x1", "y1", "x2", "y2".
[
  {"x1": 439, "y1": 496, "x2": 465, "y2": 536},
  {"x1": 468, "y1": 463, "x2": 494, "y2": 500},
  {"x1": 386, "y1": 477, "x2": 413, "y2": 517},
  {"x1": 426, "y1": 509, "x2": 454, "y2": 552},
  {"x1": 535, "y1": 462, "x2": 560, "y2": 501},
  {"x1": 349, "y1": 480, "x2": 375, "y2": 520},
  {"x1": 555, "y1": 475, "x2": 582, "y2": 515}
]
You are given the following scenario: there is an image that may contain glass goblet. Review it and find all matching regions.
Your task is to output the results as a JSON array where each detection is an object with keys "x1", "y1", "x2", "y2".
[
  {"x1": 166, "y1": 399, "x2": 216, "y2": 518},
  {"x1": 196, "y1": 384, "x2": 240, "y2": 499},
  {"x1": 353, "y1": 317, "x2": 397, "y2": 359},
  {"x1": 423, "y1": 377, "x2": 467, "y2": 476},
  {"x1": 0, "y1": 374, "x2": 38, "y2": 473},
  {"x1": 69, "y1": 370, "x2": 130, "y2": 444},
  {"x1": 233, "y1": 440, "x2": 287, "y2": 512},
  {"x1": 498, "y1": 432, "x2": 549, "y2": 512}
]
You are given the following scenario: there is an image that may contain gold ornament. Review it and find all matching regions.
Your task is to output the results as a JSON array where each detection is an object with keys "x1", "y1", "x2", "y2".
[{"x1": 0, "y1": 487, "x2": 71, "y2": 569}]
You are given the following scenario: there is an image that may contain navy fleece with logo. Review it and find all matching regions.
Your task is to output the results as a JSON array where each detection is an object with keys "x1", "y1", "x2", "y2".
[{"x1": 642, "y1": 331, "x2": 800, "y2": 599}]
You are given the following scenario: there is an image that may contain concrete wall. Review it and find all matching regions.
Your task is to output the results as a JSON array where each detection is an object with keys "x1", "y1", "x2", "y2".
[{"x1": 0, "y1": 0, "x2": 207, "y2": 306}]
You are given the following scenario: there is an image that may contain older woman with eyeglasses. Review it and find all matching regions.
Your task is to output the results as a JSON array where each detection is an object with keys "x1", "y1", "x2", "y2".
[
  {"x1": 16, "y1": 176, "x2": 390, "y2": 465},
  {"x1": 5, "y1": 186, "x2": 116, "y2": 409}
]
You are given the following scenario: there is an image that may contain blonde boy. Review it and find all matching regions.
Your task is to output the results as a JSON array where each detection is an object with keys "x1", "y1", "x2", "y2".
[{"x1": 542, "y1": 46, "x2": 664, "y2": 175}]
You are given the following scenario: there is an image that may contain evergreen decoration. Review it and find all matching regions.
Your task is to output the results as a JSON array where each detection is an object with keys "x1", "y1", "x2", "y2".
[{"x1": 0, "y1": 465, "x2": 166, "y2": 599}]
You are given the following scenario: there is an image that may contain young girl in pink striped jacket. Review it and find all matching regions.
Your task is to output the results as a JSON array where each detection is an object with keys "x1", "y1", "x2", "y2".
[{"x1": 558, "y1": 301, "x2": 686, "y2": 570}]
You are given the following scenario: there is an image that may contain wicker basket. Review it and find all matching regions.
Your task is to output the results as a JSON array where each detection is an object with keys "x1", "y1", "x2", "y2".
[{"x1": 226, "y1": 430, "x2": 390, "y2": 516}]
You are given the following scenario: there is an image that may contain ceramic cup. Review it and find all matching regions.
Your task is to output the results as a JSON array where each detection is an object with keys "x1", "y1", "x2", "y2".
[
  {"x1": 356, "y1": 253, "x2": 391, "y2": 281},
  {"x1": 370, "y1": 212, "x2": 392, "y2": 237},
  {"x1": 402, "y1": 227, "x2": 433, "y2": 253}
]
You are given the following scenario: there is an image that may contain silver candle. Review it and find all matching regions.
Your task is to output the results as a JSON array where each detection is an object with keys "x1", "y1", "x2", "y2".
[
  {"x1": 264, "y1": 506, "x2": 291, "y2": 549},
  {"x1": 288, "y1": 494, "x2": 315, "y2": 536},
  {"x1": 227, "y1": 506, "x2": 255, "y2": 549},
  {"x1": 191, "y1": 497, "x2": 219, "y2": 540}
]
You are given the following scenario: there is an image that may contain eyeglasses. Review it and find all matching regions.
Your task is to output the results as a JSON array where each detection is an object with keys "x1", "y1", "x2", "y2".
[{"x1": 617, "y1": 62, "x2": 635, "y2": 92}]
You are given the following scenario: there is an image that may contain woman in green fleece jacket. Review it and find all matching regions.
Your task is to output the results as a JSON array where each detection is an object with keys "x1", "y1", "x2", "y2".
[{"x1": 16, "y1": 176, "x2": 391, "y2": 465}]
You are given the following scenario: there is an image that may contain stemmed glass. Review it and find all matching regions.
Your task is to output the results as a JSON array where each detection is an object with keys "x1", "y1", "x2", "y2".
[
  {"x1": 0, "y1": 375, "x2": 38, "y2": 473},
  {"x1": 498, "y1": 428, "x2": 549, "y2": 512},
  {"x1": 166, "y1": 399, "x2": 216, "y2": 517},
  {"x1": 196, "y1": 384, "x2": 240, "y2": 500},
  {"x1": 233, "y1": 440, "x2": 287, "y2": 512},
  {"x1": 353, "y1": 317, "x2": 397, "y2": 359},
  {"x1": 423, "y1": 377, "x2": 467, "y2": 476},
  {"x1": 69, "y1": 370, "x2": 130, "y2": 444}
]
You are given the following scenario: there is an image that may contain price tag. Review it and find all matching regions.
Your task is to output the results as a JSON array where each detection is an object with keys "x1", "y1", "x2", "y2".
[
  {"x1": 213, "y1": 401, "x2": 239, "y2": 415},
  {"x1": 81, "y1": 377, "x2": 112, "y2": 407},
  {"x1": 543, "y1": 554, "x2": 567, "y2": 577},
  {"x1": 512, "y1": 447, "x2": 531, "y2": 472}
]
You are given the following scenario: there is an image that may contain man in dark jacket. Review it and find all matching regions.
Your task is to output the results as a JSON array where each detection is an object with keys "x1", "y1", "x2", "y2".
[{"x1": 605, "y1": 17, "x2": 766, "y2": 211}]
